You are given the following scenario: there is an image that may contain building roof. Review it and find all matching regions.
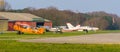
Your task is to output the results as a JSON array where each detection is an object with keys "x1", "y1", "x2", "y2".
[
  {"x1": 0, "y1": 12, "x2": 50, "y2": 22},
  {"x1": 0, "y1": 16, "x2": 8, "y2": 20}
]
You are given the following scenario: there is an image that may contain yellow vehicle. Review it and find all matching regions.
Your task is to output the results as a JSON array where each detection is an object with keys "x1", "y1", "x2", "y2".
[{"x1": 13, "y1": 23, "x2": 45, "y2": 35}]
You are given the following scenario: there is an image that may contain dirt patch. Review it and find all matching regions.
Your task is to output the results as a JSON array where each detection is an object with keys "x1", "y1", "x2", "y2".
[{"x1": 19, "y1": 33, "x2": 120, "y2": 44}]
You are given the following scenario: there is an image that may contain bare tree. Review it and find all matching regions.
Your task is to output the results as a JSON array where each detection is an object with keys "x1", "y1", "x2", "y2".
[
  {"x1": 0, "y1": 0, "x2": 11, "y2": 11},
  {"x1": 83, "y1": 17, "x2": 109, "y2": 30}
]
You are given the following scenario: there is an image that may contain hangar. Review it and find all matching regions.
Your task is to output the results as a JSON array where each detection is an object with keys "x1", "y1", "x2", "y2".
[{"x1": 0, "y1": 12, "x2": 52, "y2": 31}]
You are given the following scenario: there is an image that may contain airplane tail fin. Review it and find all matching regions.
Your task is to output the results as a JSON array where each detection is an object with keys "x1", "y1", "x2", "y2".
[{"x1": 66, "y1": 23, "x2": 74, "y2": 29}]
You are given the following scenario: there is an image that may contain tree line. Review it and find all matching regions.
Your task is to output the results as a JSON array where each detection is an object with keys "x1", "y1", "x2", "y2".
[{"x1": 2, "y1": 6, "x2": 120, "y2": 30}]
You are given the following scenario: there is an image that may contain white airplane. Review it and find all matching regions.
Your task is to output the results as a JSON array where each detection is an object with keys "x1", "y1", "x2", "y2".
[
  {"x1": 48, "y1": 27, "x2": 60, "y2": 32},
  {"x1": 79, "y1": 26, "x2": 99, "y2": 31},
  {"x1": 48, "y1": 26, "x2": 75, "y2": 32},
  {"x1": 48, "y1": 23, "x2": 99, "y2": 32},
  {"x1": 66, "y1": 23, "x2": 99, "y2": 31}
]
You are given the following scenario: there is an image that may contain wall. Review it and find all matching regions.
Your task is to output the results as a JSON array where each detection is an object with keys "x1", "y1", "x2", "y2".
[
  {"x1": 8, "y1": 21, "x2": 36, "y2": 31},
  {"x1": 0, "y1": 19, "x2": 8, "y2": 31},
  {"x1": 44, "y1": 22, "x2": 52, "y2": 28}
]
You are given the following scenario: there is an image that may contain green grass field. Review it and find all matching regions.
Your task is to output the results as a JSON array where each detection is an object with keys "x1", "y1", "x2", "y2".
[
  {"x1": 1, "y1": 40, "x2": 120, "y2": 52},
  {"x1": 0, "y1": 30, "x2": 120, "y2": 52}
]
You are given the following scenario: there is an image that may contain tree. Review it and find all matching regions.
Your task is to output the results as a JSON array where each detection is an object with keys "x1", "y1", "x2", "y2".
[
  {"x1": 83, "y1": 17, "x2": 109, "y2": 30},
  {"x1": 0, "y1": 0, "x2": 11, "y2": 11},
  {"x1": 8, "y1": 6, "x2": 120, "y2": 30}
]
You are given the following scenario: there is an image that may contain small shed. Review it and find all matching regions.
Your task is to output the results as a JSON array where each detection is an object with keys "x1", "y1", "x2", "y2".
[{"x1": 0, "y1": 17, "x2": 8, "y2": 32}]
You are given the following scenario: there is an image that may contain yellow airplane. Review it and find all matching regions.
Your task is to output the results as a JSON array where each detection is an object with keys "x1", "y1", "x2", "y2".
[{"x1": 13, "y1": 23, "x2": 45, "y2": 35}]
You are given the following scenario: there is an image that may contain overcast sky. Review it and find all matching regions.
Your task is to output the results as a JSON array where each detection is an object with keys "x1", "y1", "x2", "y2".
[{"x1": 6, "y1": 0, "x2": 120, "y2": 16}]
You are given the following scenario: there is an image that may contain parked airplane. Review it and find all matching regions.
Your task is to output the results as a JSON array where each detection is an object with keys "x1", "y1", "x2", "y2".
[
  {"x1": 78, "y1": 26, "x2": 99, "y2": 31},
  {"x1": 48, "y1": 23, "x2": 79, "y2": 32},
  {"x1": 48, "y1": 23, "x2": 99, "y2": 32},
  {"x1": 66, "y1": 23, "x2": 99, "y2": 31},
  {"x1": 48, "y1": 26, "x2": 73, "y2": 32},
  {"x1": 13, "y1": 23, "x2": 45, "y2": 34}
]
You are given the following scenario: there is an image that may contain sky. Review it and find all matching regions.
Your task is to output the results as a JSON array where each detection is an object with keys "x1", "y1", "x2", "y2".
[{"x1": 5, "y1": 0, "x2": 120, "y2": 16}]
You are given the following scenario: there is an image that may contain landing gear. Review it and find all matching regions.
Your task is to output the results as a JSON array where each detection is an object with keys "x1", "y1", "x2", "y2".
[
  {"x1": 83, "y1": 29, "x2": 88, "y2": 33},
  {"x1": 17, "y1": 31, "x2": 24, "y2": 35}
]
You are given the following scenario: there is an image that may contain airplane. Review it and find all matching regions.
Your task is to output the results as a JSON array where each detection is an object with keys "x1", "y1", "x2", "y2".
[
  {"x1": 48, "y1": 26, "x2": 73, "y2": 32},
  {"x1": 78, "y1": 26, "x2": 99, "y2": 31},
  {"x1": 48, "y1": 23, "x2": 81, "y2": 32},
  {"x1": 66, "y1": 23, "x2": 99, "y2": 31},
  {"x1": 48, "y1": 23, "x2": 99, "y2": 32},
  {"x1": 48, "y1": 27, "x2": 60, "y2": 32},
  {"x1": 13, "y1": 23, "x2": 45, "y2": 34}
]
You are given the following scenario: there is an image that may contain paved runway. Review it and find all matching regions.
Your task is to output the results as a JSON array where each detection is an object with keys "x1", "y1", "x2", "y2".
[{"x1": 19, "y1": 33, "x2": 120, "y2": 44}]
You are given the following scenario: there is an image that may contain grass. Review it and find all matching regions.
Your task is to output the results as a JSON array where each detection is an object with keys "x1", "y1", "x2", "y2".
[{"x1": 0, "y1": 40, "x2": 120, "y2": 52}]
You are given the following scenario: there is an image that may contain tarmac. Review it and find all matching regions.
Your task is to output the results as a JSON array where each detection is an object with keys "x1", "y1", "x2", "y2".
[{"x1": 19, "y1": 33, "x2": 120, "y2": 44}]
